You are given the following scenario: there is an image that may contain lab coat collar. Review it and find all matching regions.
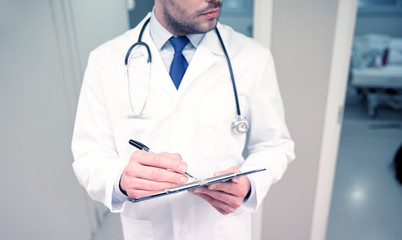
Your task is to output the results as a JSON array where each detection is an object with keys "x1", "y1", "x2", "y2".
[
  {"x1": 123, "y1": 14, "x2": 225, "y2": 57},
  {"x1": 124, "y1": 15, "x2": 227, "y2": 100},
  {"x1": 195, "y1": 23, "x2": 226, "y2": 57}
]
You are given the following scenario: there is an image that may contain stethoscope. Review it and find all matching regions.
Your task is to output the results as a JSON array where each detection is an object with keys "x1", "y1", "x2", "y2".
[{"x1": 124, "y1": 18, "x2": 249, "y2": 135}]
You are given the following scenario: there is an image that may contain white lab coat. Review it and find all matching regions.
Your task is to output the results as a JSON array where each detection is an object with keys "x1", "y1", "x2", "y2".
[{"x1": 72, "y1": 15, "x2": 295, "y2": 240}]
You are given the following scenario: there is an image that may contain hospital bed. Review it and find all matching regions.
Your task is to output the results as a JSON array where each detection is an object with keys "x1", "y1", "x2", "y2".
[{"x1": 351, "y1": 65, "x2": 402, "y2": 117}]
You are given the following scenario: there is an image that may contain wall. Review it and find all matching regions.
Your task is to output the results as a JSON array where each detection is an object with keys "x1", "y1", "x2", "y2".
[
  {"x1": 0, "y1": 1, "x2": 90, "y2": 239},
  {"x1": 0, "y1": 1, "x2": 128, "y2": 239},
  {"x1": 261, "y1": 0, "x2": 353, "y2": 239}
]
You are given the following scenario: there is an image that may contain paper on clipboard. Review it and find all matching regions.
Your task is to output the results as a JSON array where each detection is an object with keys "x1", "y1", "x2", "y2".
[{"x1": 128, "y1": 168, "x2": 266, "y2": 203}]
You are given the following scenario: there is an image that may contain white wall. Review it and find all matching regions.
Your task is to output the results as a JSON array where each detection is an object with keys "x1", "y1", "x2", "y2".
[
  {"x1": 260, "y1": 0, "x2": 356, "y2": 239},
  {"x1": 0, "y1": 1, "x2": 128, "y2": 239},
  {"x1": 0, "y1": 2, "x2": 91, "y2": 239}
]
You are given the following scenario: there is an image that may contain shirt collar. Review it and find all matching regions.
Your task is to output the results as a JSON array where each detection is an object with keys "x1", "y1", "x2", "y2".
[{"x1": 149, "y1": 9, "x2": 204, "y2": 50}]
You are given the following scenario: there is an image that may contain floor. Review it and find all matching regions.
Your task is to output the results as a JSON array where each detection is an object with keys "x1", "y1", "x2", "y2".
[
  {"x1": 93, "y1": 213, "x2": 123, "y2": 240},
  {"x1": 326, "y1": 100, "x2": 402, "y2": 240},
  {"x1": 93, "y1": 100, "x2": 402, "y2": 240}
]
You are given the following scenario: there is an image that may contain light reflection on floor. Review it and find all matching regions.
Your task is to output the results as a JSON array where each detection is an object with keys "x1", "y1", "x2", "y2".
[{"x1": 326, "y1": 102, "x2": 402, "y2": 240}]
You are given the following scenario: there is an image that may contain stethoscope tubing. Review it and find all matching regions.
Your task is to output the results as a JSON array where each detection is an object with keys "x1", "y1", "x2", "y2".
[
  {"x1": 125, "y1": 18, "x2": 151, "y2": 65},
  {"x1": 124, "y1": 17, "x2": 248, "y2": 134},
  {"x1": 214, "y1": 28, "x2": 241, "y2": 117}
]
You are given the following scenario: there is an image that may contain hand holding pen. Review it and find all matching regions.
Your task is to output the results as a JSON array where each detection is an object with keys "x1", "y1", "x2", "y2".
[
  {"x1": 129, "y1": 140, "x2": 196, "y2": 180},
  {"x1": 119, "y1": 139, "x2": 193, "y2": 200}
]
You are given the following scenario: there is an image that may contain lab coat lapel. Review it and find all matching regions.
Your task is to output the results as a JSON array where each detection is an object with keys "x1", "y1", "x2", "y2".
[
  {"x1": 142, "y1": 25, "x2": 179, "y2": 100},
  {"x1": 125, "y1": 49, "x2": 151, "y2": 115},
  {"x1": 177, "y1": 29, "x2": 223, "y2": 94},
  {"x1": 175, "y1": 29, "x2": 225, "y2": 111},
  {"x1": 129, "y1": 19, "x2": 225, "y2": 103},
  {"x1": 122, "y1": 14, "x2": 175, "y2": 102}
]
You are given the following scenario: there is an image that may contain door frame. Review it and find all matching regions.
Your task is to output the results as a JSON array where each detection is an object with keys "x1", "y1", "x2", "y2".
[
  {"x1": 252, "y1": 0, "x2": 358, "y2": 239},
  {"x1": 310, "y1": 0, "x2": 358, "y2": 239},
  {"x1": 251, "y1": 0, "x2": 274, "y2": 239}
]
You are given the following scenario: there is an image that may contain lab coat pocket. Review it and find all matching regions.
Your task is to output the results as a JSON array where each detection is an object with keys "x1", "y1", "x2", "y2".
[
  {"x1": 120, "y1": 215, "x2": 155, "y2": 240},
  {"x1": 214, "y1": 213, "x2": 251, "y2": 240}
]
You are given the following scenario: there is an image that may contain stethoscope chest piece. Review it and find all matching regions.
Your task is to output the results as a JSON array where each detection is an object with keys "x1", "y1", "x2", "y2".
[{"x1": 232, "y1": 117, "x2": 249, "y2": 135}]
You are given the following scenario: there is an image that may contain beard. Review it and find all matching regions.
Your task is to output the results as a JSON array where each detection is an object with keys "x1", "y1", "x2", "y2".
[{"x1": 162, "y1": 1, "x2": 222, "y2": 35}]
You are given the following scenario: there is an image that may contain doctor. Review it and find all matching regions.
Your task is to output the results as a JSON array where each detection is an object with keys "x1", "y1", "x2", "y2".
[{"x1": 72, "y1": 0, "x2": 295, "y2": 239}]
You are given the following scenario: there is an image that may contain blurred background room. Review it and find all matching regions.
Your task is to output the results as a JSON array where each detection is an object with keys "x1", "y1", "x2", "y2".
[
  {"x1": 0, "y1": 0, "x2": 401, "y2": 240},
  {"x1": 327, "y1": 0, "x2": 402, "y2": 239}
]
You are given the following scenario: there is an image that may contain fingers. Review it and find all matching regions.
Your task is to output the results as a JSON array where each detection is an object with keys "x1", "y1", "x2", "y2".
[
  {"x1": 126, "y1": 163, "x2": 188, "y2": 184},
  {"x1": 120, "y1": 151, "x2": 189, "y2": 198},
  {"x1": 195, "y1": 192, "x2": 233, "y2": 215},
  {"x1": 127, "y1": 150, "x2": 188, "y2": 183},
  {"x1": 206, "y1": 181, "x2": 238, "y2": 195},
  {"x1": 192, "y1": 186, "x2": 243, "y2": 210},
  {"x1": 124, "y1": 178, "x2": 178, "y2": 199},
  {"x1": 190, "y1": 166, "x2": 251, "y2": 215},
  {"x1": 127, "y1": 189, "x2": 162, "y2": 199},
  {"x1": 136, "y1": 151, "x2": 188, "y2": 173},
  {"x1": 190, "y1": 187, "x2": 243, "y2": 215},
  {"x1": 208, "y1": 166, "x2": 248, "y2": 198},
  {"x1": 124, "y1": 177, "x2": 179, "y2": 192}
]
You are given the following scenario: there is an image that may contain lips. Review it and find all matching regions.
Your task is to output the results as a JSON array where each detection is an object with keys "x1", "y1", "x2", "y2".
[{"x1": 201, "y1": 8, "x2": 220, "y2": 19}]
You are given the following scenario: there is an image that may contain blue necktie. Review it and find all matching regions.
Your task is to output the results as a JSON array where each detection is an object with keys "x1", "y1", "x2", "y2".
[{"x1": 169, "y1": 36, "x2": 189, "y2": 89}]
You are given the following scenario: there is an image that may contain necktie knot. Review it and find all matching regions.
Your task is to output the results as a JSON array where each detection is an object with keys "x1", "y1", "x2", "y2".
[{"x1": 169, "y1": 36, "x2": 189, "y2": 53}]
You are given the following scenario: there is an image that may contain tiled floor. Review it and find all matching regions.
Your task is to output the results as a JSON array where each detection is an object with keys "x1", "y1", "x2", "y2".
[{"x1": 326, "y1": 101, "x2": 402, "y2": 240}]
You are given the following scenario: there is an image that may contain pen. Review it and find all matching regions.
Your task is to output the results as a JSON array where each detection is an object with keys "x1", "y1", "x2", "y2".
[{"x1": 128, "y1": 139, "x2": 196, "y2": 180}]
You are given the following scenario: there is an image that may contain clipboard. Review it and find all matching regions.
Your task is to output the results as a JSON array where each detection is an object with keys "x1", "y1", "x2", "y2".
[{"x1": 128, "y1": 168, "x2": 266, "y2": 203}]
